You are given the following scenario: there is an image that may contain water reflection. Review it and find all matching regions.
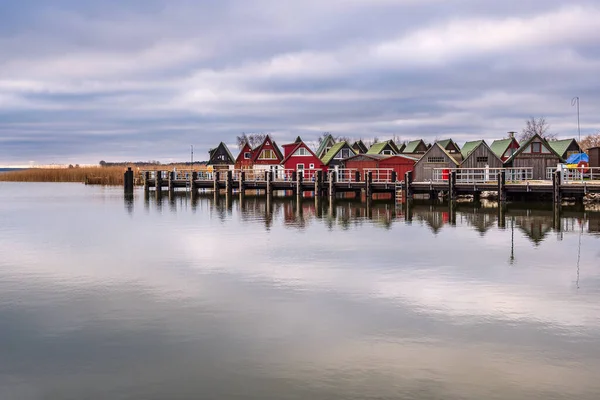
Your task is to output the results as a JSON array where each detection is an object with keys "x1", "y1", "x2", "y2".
[{"x1": 142, "y1": 192, "x2": 600, "y2": 245}]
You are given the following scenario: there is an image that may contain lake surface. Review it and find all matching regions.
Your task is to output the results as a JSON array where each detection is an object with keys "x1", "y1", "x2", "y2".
[{"x1": 1, "y1": 182, "x2": 600, "y2": 400}]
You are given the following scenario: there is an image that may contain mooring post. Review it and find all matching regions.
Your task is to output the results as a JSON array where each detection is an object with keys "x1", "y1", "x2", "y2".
[
  {"x1": 366, "y1": 171, "x2": 373, "y2": 198},
  {"x1": 168, "y1": 171, "x2": 175, "y2": 196},
  {"x1": 328, "y1": 170, "x2": 337, "y2": 199},
  {"x1": 355, "y1": 170, "x2": 361, "y2": 183},
  {"x1": 225, "y1": 170, "x2": 233, "y2": 196},
  {"x1": 191, "y1": 171, "x2": 198, "y2": 196},
  {"x1": 213, "y1": 171, "x2": 220, "y2": 194},
  {"x1": 553, "y1": 170, "x2": 561, "y2": 204},
  {"x1": 315, "y1": 170, "x2": 322, "y2": 197},
  {"x1": 296, "y1": 171, "x2": 303, "y2": 198},
  {"x1": 498, "y1": 203, "x2": 506, "y2": 229},
  {"x1": 239, "y1": 171, "x2": 246, "y2": 197},
  {"x1": 449, "y1": 171, "x2": 457, "y2": 201},
  {"x1": 266, "y1": 171, "x2": 273, "y2": 197},
  {"x1": 155, "y1": 170, "x2": 163, "y2": 198},
  {"x1": 143, "y1": 171, "x2": 150, "y2": 192},
  {"x1": 405, "y1": 171, "x2": 413, "y2": 201},
  {"x1": 449, "y1": 199, "x2": 457, "y2": 226},
  {"x1": 497, "y1": 170, "x2": 506, "y2": 203}
]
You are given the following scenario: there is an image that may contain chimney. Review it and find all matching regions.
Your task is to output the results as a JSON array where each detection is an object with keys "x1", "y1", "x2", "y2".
[{"x1": 508, "y1": 131, "x2": 516, "y2": 139}]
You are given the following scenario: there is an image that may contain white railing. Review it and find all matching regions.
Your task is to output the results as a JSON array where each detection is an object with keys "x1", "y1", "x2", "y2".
[
  {"x1": 273, "y1": 169, "x2": 295, "y2": 182},
  {"x1": 562, "y1": 166, "x2": 600, "y2": 183},
  {"x1": 546, "y1": 167, "x2": 556, "y2": 180},
  {"x1": 300, "y1": 169, "x2": 320, "y2": 181},
  {"x1": 336, "y1": 168, "x2": 358, "y2": 183},
  {"x1": 431, "y1": 168, "x2": 533, "y2": 183},
  {"x1": 196, "y1": 171, "x2": 213, "y2": 180},
  {"x1": 364, "y1": 168, "x2": 395, "y2": 183},
  {"x1": 244, "y1": 170, "x2": 267, "y2": 182}
]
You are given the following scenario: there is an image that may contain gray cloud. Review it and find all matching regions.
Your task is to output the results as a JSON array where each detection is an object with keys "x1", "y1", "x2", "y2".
[{"x1": 1, "y1": 1, "x2": 599, "y2": 165}]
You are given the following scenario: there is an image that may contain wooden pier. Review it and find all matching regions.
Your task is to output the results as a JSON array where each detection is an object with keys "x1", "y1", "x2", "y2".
[{"x1": 124, "y1": 166, "x2": 600, "y2": 204}]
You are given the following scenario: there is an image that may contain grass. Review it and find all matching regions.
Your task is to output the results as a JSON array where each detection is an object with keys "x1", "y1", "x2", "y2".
[{"x1": 0, "y1": 165, "x2": 211, "y2": 185}]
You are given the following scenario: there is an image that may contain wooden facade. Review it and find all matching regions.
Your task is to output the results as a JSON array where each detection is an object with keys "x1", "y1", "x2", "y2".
[
  {"x1": 343, "y1": 154, "x2": 416, "y2": 178},
  {"x1": 366, "y1": 140, "x2": 400, "y2": 155},
  {"x1": 351, "y1": 140, "x2": 368, "y2": 154},
  {"x1": 491, "y1": 137, "x2": 520, "y2": 161},
  {"x1": 460, "y1": 141, "x2": 503, "y2": 169},
  {"x1": 589, "y1": 147, "x2": 600, "y2": 168},
  {"x1": 402, "y1": 139, "x2": 428, "y2": 155},
  {"x1": 548, "y1": 138, "x2": 582, "y2": 160},
  {"x1": 281, "y1": 138, "x2": 327, "y2": 174},
  {"x1": 321, "y1": 142, "x2": 356, "y2": 168},
  {"x1": 315, "y1": 134, "x2": 337, "y2": 159},
  {"x1": 413, "y1": 143, "x2": 460, "y2": 181},
  {"x1": 251, "y1": 134, "x2": 284, "y2": 172},
  {"x1": 436, "y1": 139, "x2": 461, "y2": 155},
  {"x1": 505, "y1": 134, "x2": 561, "y2": 180},
  {"x1": 208, "y1": 142, "x2": 235, "y2": 168},
  {"x1": 235, "y1": 142, "x2": 254, "y2": 170}
]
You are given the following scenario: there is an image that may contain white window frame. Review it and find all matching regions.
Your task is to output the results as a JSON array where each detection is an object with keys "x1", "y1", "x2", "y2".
[
  {"x1": 309, "y1": 163, "x2": 315, "y2": 169},
  {"x1": 244, "y1": 152, "x2": 251, "y2": 159}
]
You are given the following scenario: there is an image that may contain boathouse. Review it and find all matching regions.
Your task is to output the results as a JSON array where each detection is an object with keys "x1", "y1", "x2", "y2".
[
  {"x1": 490, "y1": 136, "x2": 520, "y2": 161},
  {"x1": 208, "y1": 142, "x2": 235, "y2": 169},
  {"x1": 366, "y1": 140, "x2": 400, "y2": 155},
  {"x1": 351, "y1": 140, "x2": 368, "y2": 154},
  {"x1": 321, "y1": 141, "x2": 356, "y2": 169},
  {"x1": 343, "y1": 153, "x2": 417, "y2": 179},
  {"x1": 251, "y1": 134, "x2": 284, "y2": 173},
  {"x1": 413, "y1": 142, "x2": 461, "y2": 181},
  {"x1": 460, "y1": 140, "x2": 503, "y2": 169},
  {"x1": 315, "y1": 134, "x2": 337, "y2": 159},
  {"x1": 505, "y1": 134, "x2": 562, "y2": 180},
  {"x1": 436, "y1": 139, "x2": 461, "y2": 155},
  {"x1": 402, "y1": 139, "x2": 428, "y2": 155},
  {"x1": 281, "y1": 137, "x2": 327, "y2": 177},
  {"x1": 235, "y1": 141, "x2": 254, "y2": 170},
  {"x1": 589, "y1": 147, "x2": 600, "y2": 168},
  {"x1": 548, "y1": 139, "x2": 582, "y2": 161}
]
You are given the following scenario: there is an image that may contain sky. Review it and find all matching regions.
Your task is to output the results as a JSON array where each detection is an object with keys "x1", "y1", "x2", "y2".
[{"x1": 0, "y1": 0, "x2": 599, "y2": 166}]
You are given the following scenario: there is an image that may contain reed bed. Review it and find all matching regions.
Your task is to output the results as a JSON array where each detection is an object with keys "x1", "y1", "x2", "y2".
[{"x1": 0, "y1": 165, "x2": 210, "y2": 185}]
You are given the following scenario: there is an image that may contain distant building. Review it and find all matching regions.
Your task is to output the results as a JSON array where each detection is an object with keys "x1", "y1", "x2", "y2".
[
  {"x1": 321, "y1": 141, "x2": 356, "y2": 169},
  {"x1": 315, "y1": 134, "x2": 337, "y2": 159},
  {"x1": 460, "y1": 141, "x2": 503, "y2": 169},
  {"x1": 351, "y1": 140, "x2": 368, "y2": 154},
  {"x1": 413, "y1": 142, "x2": 461, "y2": 181},
  {"x1": 281, "y1": 137, "x2": 327, "y2": 177},
  {"x1": 490, "y1": 136, "x2": 520, "y2": 161},
  {"x1": 208, "y1": 142, "x2": 235, "y2": 169},
  {"x1": 547, "y1": 139, "x2": 582, "y2": 160},
  {"x1": 366, "y1": 140, "x2": 400, "y2": 156},
  {"x1": 402, "y1": 139, "x2": 428, "y2": 155},
  {"x1": 343, "y1": 154, "x2": 417, "y2": 180},
  {"x1": 504, "y1": 134, "x2": 562, "y2": 180}
]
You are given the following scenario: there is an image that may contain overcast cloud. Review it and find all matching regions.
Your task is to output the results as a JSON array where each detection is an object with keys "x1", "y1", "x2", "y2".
[{"x1": 0, "y1": 0, "x2": 599, "y2": 165}]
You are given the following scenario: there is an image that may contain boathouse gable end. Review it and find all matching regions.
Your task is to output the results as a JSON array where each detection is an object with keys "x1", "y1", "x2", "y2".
[
  {"x1": 351, "y1": 140, "x2": 368, "y2": 154},
  {"x1": 235, "y1": 142, "x2": 254, "y2": 169},
  {"x1": 402, "y1": 139, "x2": 428, "y2": 154},
  {"x1": 460, "y1": 141, "x2": 503, "y2": 169},
  {"x1": 321, "y1": 142, "x2": 356, "y2": 167},
  {"x1": 413, "y1": 143, "x2": 459, "y2": 181},
  {"x1": 281, "y1": 140, "x2": 326, "y2": 172},
  {"x1": 208, "y1": 142, "x2": 235, "y2": 167},
  {"x1": 505, "y1": 134, "x2": 562, "y2": 180},
  {"x1": 252, "y1": 135, "x2": 284, "y2": 165}
]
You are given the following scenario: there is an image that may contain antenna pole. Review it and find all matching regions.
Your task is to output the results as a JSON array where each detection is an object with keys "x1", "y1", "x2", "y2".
[{"x1": 571, "y1": 96, "x2": 581, "y2": 142}]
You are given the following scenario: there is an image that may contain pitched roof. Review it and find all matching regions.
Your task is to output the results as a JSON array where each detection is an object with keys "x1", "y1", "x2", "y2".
[
  {"x1": 280, "y1": 140, "x2": 322, "y2": 165},
  {"x1": 251, "y1": 134, "x2": 283, "y2": 161},
  {"x1": 321, "y1": 141, "x2": 355, "y2": 165},
  {"x1": 403, "y1": 139, "x2": 426, "y2": 153},
  {"x1": 351, "y1": 140, "x2": 368, "y2": 153},
  {"x1": 461, "y1": 140, "x2": 484, "y2": 159},
  {"x1": 437, "y1": 138, "x2": 461, "y2": 151},
  {"x1": 461, "y1": 141, "x2": 502, "y2": 165},
  {"x1": 547, "y1": 138, "x2": 579, "y2": 157},
  {"x1": 490, "y1": 138, "x2": 517, "y2": 158},
  {"x1": 209, "y1": 142, "x2": 235, "y2": 163},
  {"x1": 366, "y1": 140, "x2": 397, "y2": 155},
  {"x1": 416, "y1": 143, "x2": 460, "y2": 166},
  {"x1": 315, "y1": 134, "x2": 336, "y2": 158},
  {"x1": 506, "y1": 133, "x2": 563, "y2": 162},
  {"x1": 344, "y1": 153, "x2": 420, "y2": 162}
]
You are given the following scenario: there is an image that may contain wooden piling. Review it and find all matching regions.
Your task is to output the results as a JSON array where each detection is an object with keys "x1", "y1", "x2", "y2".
[
  {"x1": 404, "y1": 171, "x2": 413, "y2": 201},
  {"x1": 552, "y1": 170, "x2": 561, "y2": 204},
  {"x1": 497, "y1": 170, "x2": 506, "y2": 203},
  {"x1": 225, "y1": 170, "x2": 233, "y2": 196},
  {"x1": 191, "y1": 171, "x2": 198, "y2": 196},
  {"x1": 314, "y1": 170, "x2": 322, "y2": 197},
  {"x1": 366, "y1": 171, "x2": 373, "y2": 198},
  {"x1": 266, "y1": 171, "x2": 273, "y2": 197},
  {"x1": 449, "y1": 171, "x2": 457, "y2": 201},
  {"x1": 213, "y1": 171, "x2": 220, "y2": 194},
  {"x1": 155, "y1": 171, "x2": 163, "y2": 198},
  {"x1": 328, "y1": 171, "x2": 336, "y2": 199},
  {"x1": 168, "y1": 171, "x2": 175, "y2": 196},
  {"x1": 296, "y1": 171, "x2": 303, "y2": 198},
  {"x1": 143, "y1": 171, "x2": 150, "y2": 192}
]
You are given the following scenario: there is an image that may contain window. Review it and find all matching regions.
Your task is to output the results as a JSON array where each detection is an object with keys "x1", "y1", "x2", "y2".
[
  {"x1": 294, "y1": 147, "x2": 310, "y2": 156},
  {"x1": 476, "y1": 156, "x2": 488, "y2": 163},
  {"x1": 427, "y1": 156, "x2": 444, "y2": 163},
  {"x1": 258, "y1": 149, "x2": 276, "y2": 160},
  {"x1": 244, "y1": 152, "x2": 251, "y2": 159},
  {"x1": 334, "y1": 148, "x2": 353, "y2": 159},
  {"x1": 531, "y1": 142, "x2": 542, "y2": 153},
  {"x1": 309, "y1": 163, "x2": 315, "y2": 169},
  {"x1": 382, "y1": 150, "x2": 394, "y2": 155}
]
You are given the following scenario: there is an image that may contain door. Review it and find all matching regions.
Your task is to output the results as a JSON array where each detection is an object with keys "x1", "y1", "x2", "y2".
[{"x1": 297, "y1": 163, "x2": 304, "y2": 177}]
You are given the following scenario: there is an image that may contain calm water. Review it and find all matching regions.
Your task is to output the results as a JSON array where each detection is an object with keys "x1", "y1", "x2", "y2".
[{"x1": 1, "y1": 182, "x2": 600, "y2": 400}]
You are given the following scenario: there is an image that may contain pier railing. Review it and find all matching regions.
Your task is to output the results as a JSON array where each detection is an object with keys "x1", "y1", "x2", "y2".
[
  {"x1": 336, "y1": 168, "x2": 358, "y2": 183},
  {"x1": 364, "y1": 168, "x2": 394, "y2": 183},
  {"x1": 432, "y1": 167, "x2": 533, "y2": 183},
  {"x1": 562, "y1": 166, "x2": 600, "y2": 183}
]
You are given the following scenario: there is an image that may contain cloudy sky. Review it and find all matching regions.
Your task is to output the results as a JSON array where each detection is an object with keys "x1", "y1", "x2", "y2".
[{"x1": 1, "y1": 0, "x2": 599, "y2": 165}]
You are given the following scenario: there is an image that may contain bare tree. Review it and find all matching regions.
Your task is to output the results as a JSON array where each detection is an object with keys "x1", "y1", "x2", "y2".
[
  {"x1": 579, "y1": 131, "x2": 600, "y2": 152},
  {"x1": 338, "y1": 136, "x2": 351, "y2": 143},
  {"x1": 236, "y1": 133, "x2": 267, "y2": 149},
  {"x1": 519, "y1": 117, "x2": 557, "y2": 142},
  {"x1": 236, "y1": 133, "x2": 249, "y2": 149},
  {"x1": 318, "y1": 132, "x2": 332, "y2": 145}
]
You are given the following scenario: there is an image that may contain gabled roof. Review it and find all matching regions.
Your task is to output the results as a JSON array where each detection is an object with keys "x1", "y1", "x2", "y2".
[
  {"x1": 505, "y1": 133, "x2": 563, "y2": 162},
  {"x1": 316, "y1": 134, "x2": 336, "y2": 158},
  {"x1": 344, "y1": 153, "x2": 420, "y2": 162},
  {"x1": 417, "y1": 142, "x2": 461, "y2": 165},
  {"x1": 208, "y1": 142, "x2": 235, "y2": 163},
  {"x1": 403, "y1": 139, "x2": 426, "y2": 153},
  {"x1": 251, "y1": 134, "x2": 283, "y2": 162},
  {"x1": 490, "y1": 138, "x2": 518, "y2": 158},
  {"x1": 436, "y1": 138, "x2": 461, "y2": 152},
  {"x1": 235, "y1": 141, "x2": 254, "y2": 162},
  {"x1": 461, "y1": 140, "x2": 484, "y2": 159},
  {"x1": 351, "y1": 140, "x2": 368, "y2": 153},
  {"x1": 547, "y1": 138, "x2": 580, "y2": 158},
  {"x1": 461, "y1": 141, "x2": 502, "y2": 165},
  {"x1": 280, "y1": 139, "x2": 322, "y2": 165},
  {"x1": 366, "y1": 140, "x2": 398, "y2": 155},
  {"x1": 321, "y1": 141, "x2": 355, "y2": 165}
]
